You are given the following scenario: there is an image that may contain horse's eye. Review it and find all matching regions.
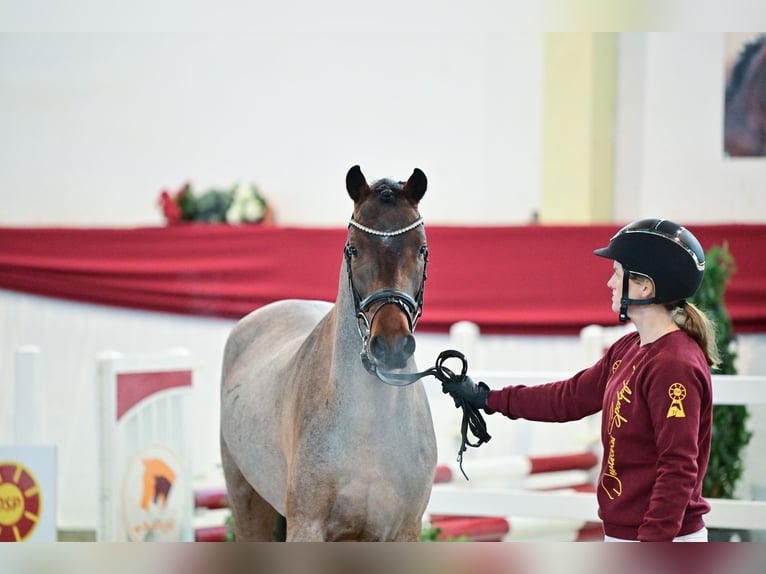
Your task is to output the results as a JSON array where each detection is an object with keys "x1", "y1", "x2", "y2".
[
  {"x1": 348, "y1": 245, "x2": 359, "y2": 257},
  {"x1": 419, "y1": 245, "x2": 429, "y2": 258}
]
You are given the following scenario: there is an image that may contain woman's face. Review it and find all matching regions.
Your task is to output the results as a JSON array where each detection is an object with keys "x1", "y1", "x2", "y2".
[{"x1": 607, "y1": 262, "x2": 652, "y2": 314}]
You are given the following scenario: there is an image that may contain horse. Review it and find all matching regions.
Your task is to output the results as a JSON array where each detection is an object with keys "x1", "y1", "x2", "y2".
[
  {"x1": 725, "y1": 34, "x2": 766, "y2": 157},
  {"x1": 219, "y1": 165, "x2": 438, "y2": 541}
]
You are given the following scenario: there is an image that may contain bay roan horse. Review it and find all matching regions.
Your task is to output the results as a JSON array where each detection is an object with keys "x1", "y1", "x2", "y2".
[{"x1": 220, "y1": 165, "x2": 437, "y2": 541}]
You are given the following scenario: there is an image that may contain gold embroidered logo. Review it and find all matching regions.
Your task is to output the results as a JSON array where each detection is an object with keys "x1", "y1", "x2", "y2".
[
  {"x1": 601, "y1": 368, "x2": 635, "y2": 501},
  {"x1": 666, "y1": 383, "x2": 687, "y2": 418},
  {"x1": 608, "y1": 380, "x2": 633, "y2": 434}
]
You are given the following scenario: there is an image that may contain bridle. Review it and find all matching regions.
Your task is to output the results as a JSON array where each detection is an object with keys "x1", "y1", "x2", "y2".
[
  {"x1": 345, "y1": 215, "x2": 428, "y2": 376},
  {"x1": 344, "y1": 214, "x2": 490, "y2": 479}
]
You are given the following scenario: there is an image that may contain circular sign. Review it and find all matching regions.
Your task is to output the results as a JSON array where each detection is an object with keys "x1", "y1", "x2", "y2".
[{"x1": 0, "y1": 461, "x2": 42, "y2": 542}]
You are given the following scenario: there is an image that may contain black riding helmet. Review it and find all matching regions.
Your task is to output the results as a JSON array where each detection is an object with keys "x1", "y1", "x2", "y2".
[{"x1": 594, "y1": 218, "x2": 706, "y2": 322}]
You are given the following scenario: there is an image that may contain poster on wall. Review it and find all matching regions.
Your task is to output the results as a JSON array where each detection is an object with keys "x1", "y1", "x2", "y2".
[
  {"x1": 0, "y1": 446, "x2": 57, "y2": 542},
  {"x1": 724, "y1": 32, "x2": 766, "y2": 157}
]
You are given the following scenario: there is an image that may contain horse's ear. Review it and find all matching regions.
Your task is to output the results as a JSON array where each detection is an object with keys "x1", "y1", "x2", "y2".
[
  {"x1": 403, "y1": 168, "x2": 427, "y2": 203},
  {"x1": 346, "y1": 165, "x2": 369, "y2": 202}
]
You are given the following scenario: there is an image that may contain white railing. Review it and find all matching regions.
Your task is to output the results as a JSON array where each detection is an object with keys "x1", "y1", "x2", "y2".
[
  {"x1": 426, "y1": 372, "x2": 766, "y2": 536},
  {"x1": 427, "y1": 486, "x2": 766, "y2": 532},
  {"x1": 469, "y1": 372, "x2": 766, "y2": 405}
]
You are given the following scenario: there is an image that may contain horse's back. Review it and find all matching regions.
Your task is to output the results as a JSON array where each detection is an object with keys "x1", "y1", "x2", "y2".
[
  {"x1": 220, "y1": 299, "x2": 332, "y2": 512},
  {"x1": 224, "y1": 298, "x2": 329, "y2": 361}
]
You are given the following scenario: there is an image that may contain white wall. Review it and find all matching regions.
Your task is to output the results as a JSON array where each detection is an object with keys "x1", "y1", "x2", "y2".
[
  {"x1": 614, "y1": 33, "x2": 766, "y2": 223},
  {"x1": 0, "y1": 32, "x2": 542, "y2": 227},
  {"x1": 3, "y1": 33, "x2": 766, "y2": 227}
]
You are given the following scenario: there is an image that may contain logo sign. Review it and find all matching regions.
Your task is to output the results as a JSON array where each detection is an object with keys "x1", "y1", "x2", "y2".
[
  {"x1": 98, "y1": 361, "x2": 194, "y2": 541},
  {"x1": 121, "y1": 445, "x2": 189, "y2": 542},
  {"x1": 0, "y1": 461, "x2": 42, "y2": 542},
  {"x1": 0, "y1": 446, "x2": 56, "y2": 542}
]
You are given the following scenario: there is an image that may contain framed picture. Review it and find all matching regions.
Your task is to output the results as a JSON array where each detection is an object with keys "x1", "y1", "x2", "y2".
[{"x1": 724, "y1": 33, "x2": 766, "y2": 157}]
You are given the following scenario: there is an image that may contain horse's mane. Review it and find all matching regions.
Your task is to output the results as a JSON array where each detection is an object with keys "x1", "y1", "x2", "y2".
[{"x1": 726, "y1": 34, "x2": 766, "y2": 105}]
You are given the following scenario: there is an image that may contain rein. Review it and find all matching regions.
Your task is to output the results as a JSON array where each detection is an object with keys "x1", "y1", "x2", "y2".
[
  {"x1": 346, "y1": 215, "x2": 491, "y2": 479},
  {"x1": 371, "y1": 349, "x2": 491, "y2": 480}
]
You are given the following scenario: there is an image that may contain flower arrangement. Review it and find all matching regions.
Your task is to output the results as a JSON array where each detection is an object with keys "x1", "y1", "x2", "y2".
[{"x1": 158, "y1": 182, "x2": 273, "y2": 225}]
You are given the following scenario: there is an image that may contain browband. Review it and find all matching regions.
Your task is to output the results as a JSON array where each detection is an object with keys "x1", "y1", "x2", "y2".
[{"x1": 348, "y1": 216, "x2": 424, "y2": 237}]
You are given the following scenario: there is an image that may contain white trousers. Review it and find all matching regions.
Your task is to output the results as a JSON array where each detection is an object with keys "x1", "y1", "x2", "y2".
[{"x1": 604, "y1": 527, "x2": 708, "y2": 542}]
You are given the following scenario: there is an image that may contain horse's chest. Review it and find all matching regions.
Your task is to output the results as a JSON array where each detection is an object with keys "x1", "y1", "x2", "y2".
[
  {"x1": 292, "y1": 405, "x2": 436, "y2": 505},
  {"x1": 301, "y1": 419, "x2": 435, "y2": 484},
  {"x1": 305, "y1": 397, "x2": 435, "y2": 473}
]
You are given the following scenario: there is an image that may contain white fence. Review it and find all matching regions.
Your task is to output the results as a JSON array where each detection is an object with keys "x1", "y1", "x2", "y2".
[
  {"x1": 426, "y1": 371, "x2": 766, "y2": 538},
  {"x1": 8, "y1": 321, "x2": 766, "y2": 541}
]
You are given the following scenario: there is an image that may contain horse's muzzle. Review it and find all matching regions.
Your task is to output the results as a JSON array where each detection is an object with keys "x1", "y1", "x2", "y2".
[
  {"x1": 369, "y1": 330, "x2": 416, "y2": 370},
  {"x1": 356, "y1": 288, "x2": 420, "y2": 372}
]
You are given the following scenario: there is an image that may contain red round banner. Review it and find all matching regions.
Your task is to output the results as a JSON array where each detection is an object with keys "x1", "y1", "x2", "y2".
[{"x1": 0, "y1": 461, "x2": 43, "y2": 542}]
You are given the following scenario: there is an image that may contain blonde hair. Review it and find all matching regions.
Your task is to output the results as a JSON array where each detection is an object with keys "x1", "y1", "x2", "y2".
[
  {"x1": 670, "y1": 301, "x2": 720, "y2": 368},
  {"x1": 629, "y1": 273, "x2": 720, "y2": 368}
]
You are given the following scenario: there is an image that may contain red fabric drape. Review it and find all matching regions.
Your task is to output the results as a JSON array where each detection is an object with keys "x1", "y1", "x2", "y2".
[{"x1": 1, "y1": 224, "x2": 764, "y2": 335}]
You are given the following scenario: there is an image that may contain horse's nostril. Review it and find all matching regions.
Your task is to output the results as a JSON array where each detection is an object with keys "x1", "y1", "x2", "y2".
[
  {"x1": 400, "y1": 334, "x2": 416, "y2": 359},
  {"x1": 369, "y1": 335, "x2": 389, "y2": 364}
]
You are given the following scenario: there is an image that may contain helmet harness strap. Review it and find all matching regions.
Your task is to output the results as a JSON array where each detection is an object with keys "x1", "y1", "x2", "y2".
[
  {"x1": 619, "y1": 264, "x2": 657, "y2": 323},
  {"x1": 619, "y1": 266, "x2": 631, "y2": 323}
]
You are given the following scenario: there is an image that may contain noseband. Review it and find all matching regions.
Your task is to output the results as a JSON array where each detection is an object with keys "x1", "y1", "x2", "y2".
[{"x1": 344, "y1": 216, "x2": 427, "y2": 374}]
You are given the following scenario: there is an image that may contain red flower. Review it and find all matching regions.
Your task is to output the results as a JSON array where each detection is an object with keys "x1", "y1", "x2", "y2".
[{"x1": 158, "y1": 190, "x2": 183, "y2": 223}]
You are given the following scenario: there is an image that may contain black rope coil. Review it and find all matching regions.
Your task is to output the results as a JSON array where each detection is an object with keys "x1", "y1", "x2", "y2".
[{"x1": 372, "y1": 349, "x2": 491, "y2": 480}]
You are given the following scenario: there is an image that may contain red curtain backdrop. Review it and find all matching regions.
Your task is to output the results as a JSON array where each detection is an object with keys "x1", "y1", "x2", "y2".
[{"x1": 0, "y1": 224, "x2": 764, "y2": 335}]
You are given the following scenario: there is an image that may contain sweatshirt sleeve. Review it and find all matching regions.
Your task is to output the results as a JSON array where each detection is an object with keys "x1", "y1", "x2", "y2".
[
  {"x1": 636, "y1": 356, "x2": 709, "y2": 541},
  {"x1": 485, "y1": 353, "x2": 611, "y2": 422}
]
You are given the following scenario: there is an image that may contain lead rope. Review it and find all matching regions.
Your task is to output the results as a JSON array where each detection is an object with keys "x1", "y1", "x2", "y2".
[{"x1": 372, "y1": 349, "x2": 491, "y2": 480}]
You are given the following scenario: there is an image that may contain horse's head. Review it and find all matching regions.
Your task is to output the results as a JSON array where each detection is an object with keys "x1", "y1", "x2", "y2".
[{"x1": 344, "y1": 165, "x2": 428, "y2": 372}]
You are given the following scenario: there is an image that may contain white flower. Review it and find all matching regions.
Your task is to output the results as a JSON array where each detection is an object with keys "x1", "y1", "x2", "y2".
[
  {"x1": 243, "y1": 197, "x2": 264, "y2": 221},
  {"x1": 226, "y1": 183, "x2": 265, "y2": 224},
  {"x1": 233, "y1": 182, "x2": 252, "y2": 202},
  {"x1": 226, "y1": 202, "x2": 243, "y2": 224}
]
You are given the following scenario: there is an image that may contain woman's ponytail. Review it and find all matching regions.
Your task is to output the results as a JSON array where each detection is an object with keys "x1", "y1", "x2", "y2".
[{"x1": 671, "y1": 301, "x2": 720, "y2": 368}]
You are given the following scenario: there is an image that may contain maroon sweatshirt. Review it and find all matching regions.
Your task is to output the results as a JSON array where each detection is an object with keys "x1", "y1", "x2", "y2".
[{"x1": 486, "y1": 330, "x2": 712, "y2": 541}]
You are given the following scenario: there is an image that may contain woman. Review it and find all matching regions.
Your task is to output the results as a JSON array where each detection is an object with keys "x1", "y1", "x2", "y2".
[{"x1": 442, "y1": 218, "x2": 718, "y2": 542}]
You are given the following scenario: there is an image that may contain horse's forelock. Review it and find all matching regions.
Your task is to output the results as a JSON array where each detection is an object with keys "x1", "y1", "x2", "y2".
[
  {"x1": 370, "y1": 179, "x2": 402, "y2": 204},
  {"x1": 354, "y1": 177, "x2": 420, "y2": 227}
]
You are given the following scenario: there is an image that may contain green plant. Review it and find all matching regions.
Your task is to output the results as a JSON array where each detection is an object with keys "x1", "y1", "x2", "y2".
[
  {"x1": 224, "y1": 513, "x2": 236, "y2": 542},
  {"x1": 420, "y1": 525, "x2": 442, "y2": 541},
  {"x1": 420, "y1": 525, "x2": 467, "y2": 542},
  {"x1": 223, "y1": 513, "x2": 287, "y2": 541},
  {"x1": 689, "y1": 244, "x2": 752, "y2": 500}
]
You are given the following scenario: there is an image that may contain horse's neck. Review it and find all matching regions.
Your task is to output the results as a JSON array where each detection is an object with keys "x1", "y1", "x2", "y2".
[
  {"x1": 332, "y1": 269, "x2": 367, "y2": 378},
  {"x1": 328, "y1": 263, "x2": 389, "y2": 397}
]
